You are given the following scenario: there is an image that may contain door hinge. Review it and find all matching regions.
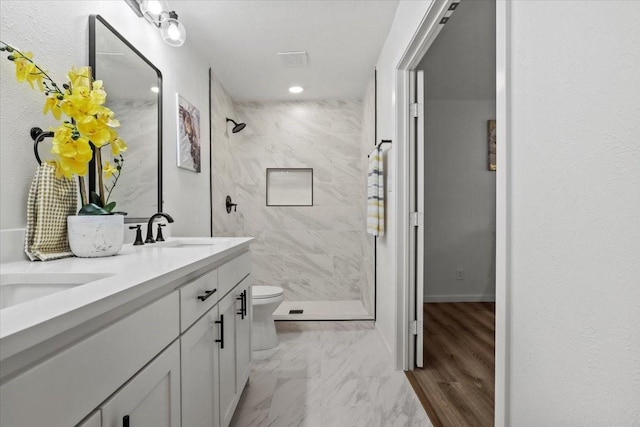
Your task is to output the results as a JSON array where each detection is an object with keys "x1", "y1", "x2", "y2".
[
  {"x1": 410, "y1": 103, "x2": 420, "y2": 118},
  {"x1": 410, "y1": 212, "x2": 423, "y2": 227},
  {"x1": 411, "y1": 320, "x2": 423, "y2": 335}
]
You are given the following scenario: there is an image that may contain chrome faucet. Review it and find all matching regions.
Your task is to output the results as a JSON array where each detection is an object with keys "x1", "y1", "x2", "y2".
[{"x1": 145, "y1": 212, "x2": 175, "y2": 243}]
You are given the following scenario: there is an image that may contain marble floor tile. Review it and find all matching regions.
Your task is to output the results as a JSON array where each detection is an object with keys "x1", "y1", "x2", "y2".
[{"x1": 230, "y1": 321, "x2": 432, "y2": 427}]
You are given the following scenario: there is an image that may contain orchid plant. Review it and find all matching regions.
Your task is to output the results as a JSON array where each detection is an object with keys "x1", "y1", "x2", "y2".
[{"x1": 1, "y1": 41, "x2": 127, "y2": 215}]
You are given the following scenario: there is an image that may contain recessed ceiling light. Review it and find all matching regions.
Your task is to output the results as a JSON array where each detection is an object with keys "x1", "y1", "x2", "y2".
[
  {"x1": 150, "y1": 86, "x2": 160, "y2": 93},
  {"x1": 289, "y1": 86, "x2": 304, "y2": 94}
]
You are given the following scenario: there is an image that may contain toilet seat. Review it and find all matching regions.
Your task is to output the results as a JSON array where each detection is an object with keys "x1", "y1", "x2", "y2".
[{"x1": 252, "y1": 285, "x2": 284, "y2": 299}]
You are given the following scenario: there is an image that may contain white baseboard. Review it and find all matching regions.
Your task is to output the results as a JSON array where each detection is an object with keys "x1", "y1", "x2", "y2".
[{"x1": 424, "y1": 294, "x2": 496, "y2": 303}]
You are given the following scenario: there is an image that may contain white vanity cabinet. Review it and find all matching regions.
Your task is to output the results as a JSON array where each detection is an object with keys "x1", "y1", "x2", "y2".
[
  {"x1": 180, "y1": 266, "x2": 221, "y2": 427},
  {"x1": 99, "y1": 341, "x2": 181, "y2": 427},
  {"x1": 0, "y1": 240, "x2": 253, "y2": 427},
  {"x1": 179, "y1": 252, "x2": 253, "y2": 427}
]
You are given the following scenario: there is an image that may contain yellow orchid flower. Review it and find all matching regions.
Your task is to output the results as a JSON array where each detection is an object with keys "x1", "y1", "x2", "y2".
[
  {"x1": 110, "y1": 137, "x2": 128, "y2": 156},
  {"x1": 68, "y1": 66, "x2": 91, "y2": 89},
  {"x1": 43, "y1": 95, "x2": 62, "y2": 120},
  {"x1": 96, "y1": 106, "x2": 119, "y2": 127},
  {"x1": 14, "y1": 52, "x2": 33, "y2": 82},
  {"x1": 76, "y1": 116, "x2": 111, "y2": 147},
  {"x1": 90, "y1": 88, "x2": 106, "y2": 106},
  {"x1": 103, "y1": 161, "x2": 118, "y2": 179},
  {"x1": 50, "y1": 126, "x2": 92, "y2": 178},
  {"x1": 2, "y1": 43, "x2": 128, "y2": 208}
]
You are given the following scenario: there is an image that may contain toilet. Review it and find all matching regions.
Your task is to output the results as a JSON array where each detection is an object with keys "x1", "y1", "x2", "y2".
[{"x1": 251, "y1": 285, "x2": 284, "y2": 351}]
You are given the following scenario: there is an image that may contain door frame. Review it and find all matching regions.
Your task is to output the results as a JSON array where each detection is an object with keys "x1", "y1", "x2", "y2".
[{"x1": 394, "y1": 1, "x2": 511, "y2": 426}]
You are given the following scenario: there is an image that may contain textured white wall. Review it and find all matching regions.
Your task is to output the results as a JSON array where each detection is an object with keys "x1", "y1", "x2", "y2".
[
  {"x1": 0, "y1": 1, "x2": 211, "y2": 237},
  {"x1": 422, "y1": 100, "x2": 496, "y2": 301},
  {"x1": 509, "y1": 1, "x2": 640, "y2": 424},
  {"x1": 360, "y1": 76, "x2": 376, "y2": 315}
]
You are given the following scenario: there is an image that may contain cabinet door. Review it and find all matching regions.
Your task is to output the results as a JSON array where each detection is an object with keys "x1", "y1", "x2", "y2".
[
  {"x1": 235, "y1": 275, "x2": 252, "y2": 393},
  {"x1": 218, "y1": 292, "x2": 237, "y2": 427},
  {"x1": 100, "y1": 341, "x2": 180, "y2": 427},
  {"x1": 181, "y1": 305, "x2": 220, "y2": 427}
]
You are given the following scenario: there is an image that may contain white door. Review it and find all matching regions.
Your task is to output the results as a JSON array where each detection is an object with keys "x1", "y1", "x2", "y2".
[
  {"x1": 409, "y1": 70, "x2": 426, "y2": 369},
  {"x1": 100, "y1": 341, "x2": 181, "y2": 427},
  {"x1": 181, "y1": 305, "x2": 220, "y2": 427}
]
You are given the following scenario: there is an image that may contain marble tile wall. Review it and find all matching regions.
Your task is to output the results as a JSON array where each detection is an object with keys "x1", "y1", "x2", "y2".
[
  {"x1": 106, "y1": 99, "x2": 158, "y2": 217},
  {"x1": 210, "y1": 71, "x2": 243, "y2": 236},
  {"x1": 214, "y1": 100, "x2": 374, "y2": 311}
]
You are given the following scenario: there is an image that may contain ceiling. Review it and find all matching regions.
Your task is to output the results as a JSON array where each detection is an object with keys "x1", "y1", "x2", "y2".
[{"x1": 176, "y1": 0, "x2": 399, "y2": 102}]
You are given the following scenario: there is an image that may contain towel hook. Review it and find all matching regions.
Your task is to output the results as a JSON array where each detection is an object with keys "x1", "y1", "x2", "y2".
[{"x1": 30, "y1": 127, "x2": 54, "y2": 165}]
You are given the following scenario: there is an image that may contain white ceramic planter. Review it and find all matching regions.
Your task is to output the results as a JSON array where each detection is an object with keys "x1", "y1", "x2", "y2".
[{"x1": 67, "y1": 215, "x2": 124, "y2": 258}]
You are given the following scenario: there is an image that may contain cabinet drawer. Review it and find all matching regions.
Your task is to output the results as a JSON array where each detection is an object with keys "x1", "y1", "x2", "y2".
[
  {"x1": 218, "y1": 251, "x2": 251, "y2": 299},
  {"x1": 0, "y1": 291, "x2": 179, "y2": 427},
  {"x1": 180, "y1": 268, "x2": 218, "y2": 332}
]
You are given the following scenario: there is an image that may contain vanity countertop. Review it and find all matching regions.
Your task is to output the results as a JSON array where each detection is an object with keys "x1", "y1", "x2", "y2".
[{"x1": 0, "y1": 237, "x2": 253, "y2": 363}]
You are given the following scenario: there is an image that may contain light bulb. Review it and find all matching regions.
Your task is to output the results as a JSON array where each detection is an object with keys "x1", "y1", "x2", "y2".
[
  {"x1": 147, "y1": 0, "x2": 162, "y2": 15},
  {"x1": 167, "y1": 23, "x2": 180, "y2": 40},
  {"x1": 289, "y1": 86, "x2": 304, "y2": 94},
  {"x1": 139, "y1": 0, "x2": 169, "y2": 23},
  {"x1": 150, "y1": 86, "x2": 160, "y2": 93}
]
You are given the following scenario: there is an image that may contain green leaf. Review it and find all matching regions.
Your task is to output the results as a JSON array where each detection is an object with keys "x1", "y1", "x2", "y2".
[
  {"x1": 104, "y1": 201, "x2": 116, "y2": 212},
  {"x1": 78, "y1": 203, "x2": 110, "y2": 215}
]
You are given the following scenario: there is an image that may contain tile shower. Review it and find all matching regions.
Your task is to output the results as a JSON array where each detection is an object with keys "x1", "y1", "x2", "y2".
[{"x1": 211, "y1": 78, "x2": 376, "y2": 319}]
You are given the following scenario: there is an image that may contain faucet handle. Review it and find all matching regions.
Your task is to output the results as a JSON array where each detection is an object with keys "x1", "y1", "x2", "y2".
[
  {"x1": 129, "y1": 225, "x2": 144, "y2": 246},
  {"x1": 156, "y1": 223, "x2": 167, "y2": 242}
]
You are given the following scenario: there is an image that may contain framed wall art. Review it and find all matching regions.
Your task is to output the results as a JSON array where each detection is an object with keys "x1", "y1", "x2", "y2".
[
  {"x1": 488, "y1": 119, "x2": 496, "y2": 171},
  {"x1": 177, "y1": 94, "x2": 201, "y2": 173}
]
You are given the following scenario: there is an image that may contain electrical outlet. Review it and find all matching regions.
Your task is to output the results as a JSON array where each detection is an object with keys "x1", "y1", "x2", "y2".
[{"x1": 456, "y1": 268, "x2": 464, "y2": 281}]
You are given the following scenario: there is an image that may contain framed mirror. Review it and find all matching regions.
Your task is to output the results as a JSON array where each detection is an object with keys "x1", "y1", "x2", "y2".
[{"x1": 89, "y1": 15, "x2": 162, "y2": 222}]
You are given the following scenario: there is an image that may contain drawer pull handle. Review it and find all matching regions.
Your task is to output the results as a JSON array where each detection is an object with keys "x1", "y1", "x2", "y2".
[
  {"x1": 243, "y1": 290, "x2": 248, "y2": 317},
  {"x1": 237, "y1": 290, "x2": 245, "y2": 319},
  {"x1": 215, "y1": 315, "x2": 224, "y2": 349},
  {"x1": 197, "y1": 289, "x2": 217, "y2": 302},
  {"x1": 123, "y1": 415, "x2": 130, "y2": 427}
]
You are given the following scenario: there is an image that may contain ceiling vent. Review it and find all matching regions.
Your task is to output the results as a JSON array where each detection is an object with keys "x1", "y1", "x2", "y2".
[{"x1": 277, "y1": 51, "x2": 308, "y2": 67}]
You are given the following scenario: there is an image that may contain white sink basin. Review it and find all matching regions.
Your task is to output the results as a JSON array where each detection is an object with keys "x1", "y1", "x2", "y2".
[{"x1": 0, "y1": 273, "x2": 112, "y2": 309}]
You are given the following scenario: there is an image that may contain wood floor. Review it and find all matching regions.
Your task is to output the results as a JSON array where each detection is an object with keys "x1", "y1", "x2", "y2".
[{"x1": 406, "y1": 302, "x2": 495, "y2": 427}]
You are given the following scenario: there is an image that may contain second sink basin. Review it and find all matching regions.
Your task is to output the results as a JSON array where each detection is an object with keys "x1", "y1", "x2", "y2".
[{"x1": 0, "y1": 273, "x2": 112, "y2": 309}]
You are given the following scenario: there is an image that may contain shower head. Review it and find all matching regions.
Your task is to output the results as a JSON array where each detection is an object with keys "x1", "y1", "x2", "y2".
[{"x1": 226, "y1": 118, "x2": 246, "y2": 133}]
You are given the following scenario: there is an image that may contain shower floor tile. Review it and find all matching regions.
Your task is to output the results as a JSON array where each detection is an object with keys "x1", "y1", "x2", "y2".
[
  {"x1": 230, "y1": 321, "x2": 432, "y2": 427},
  {"x1": 273, "y1": 300, "x2": 373, "y2": 320}
]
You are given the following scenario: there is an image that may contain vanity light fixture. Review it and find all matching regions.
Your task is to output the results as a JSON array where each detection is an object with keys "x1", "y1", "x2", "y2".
[
  {"x1": 139, "y1": 0, "x2": 170, "y2": 24},
  {"x1": 160, "y1": 11, "x2": 187, "y2": 47},
  {"x1": 125, "y1": 0, "x2": 187, "y2": 47},
  {"x1": 289, "y1": 86, "x2": 304, "y2": 94}
]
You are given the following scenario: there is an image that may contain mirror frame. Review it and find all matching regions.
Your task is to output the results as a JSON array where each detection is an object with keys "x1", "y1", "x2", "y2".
[{"x1": 88, "y1": 14, "x2": 163, "y2": 222}]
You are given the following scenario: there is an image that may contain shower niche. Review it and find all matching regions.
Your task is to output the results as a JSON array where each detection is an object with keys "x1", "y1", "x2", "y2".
[{"x1": 266, "y1": 168, "x2": 313, "y2": 206}]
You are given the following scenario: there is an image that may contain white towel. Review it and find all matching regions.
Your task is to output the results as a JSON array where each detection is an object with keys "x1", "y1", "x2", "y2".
[
  {"x1": 24, "y1": 163, "x2": 78, "y2": 261},
  {"x1": 367, "y1": 148, "x2": 384, "y2": 236}
]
